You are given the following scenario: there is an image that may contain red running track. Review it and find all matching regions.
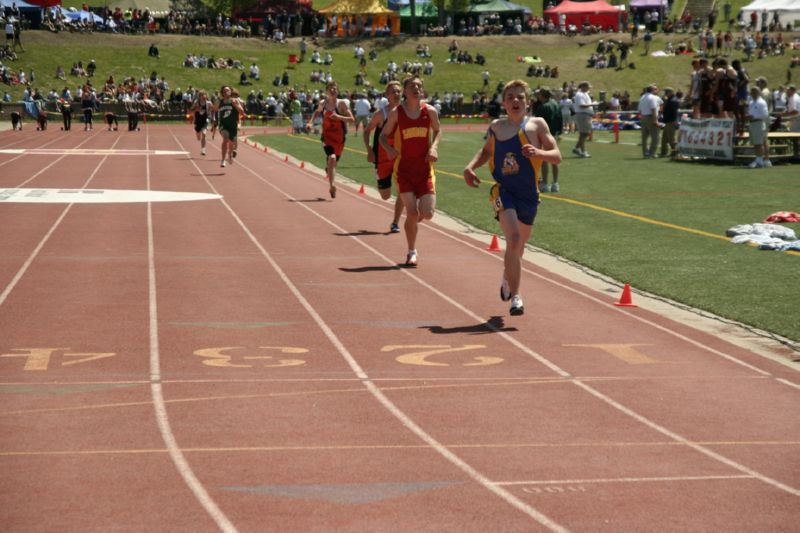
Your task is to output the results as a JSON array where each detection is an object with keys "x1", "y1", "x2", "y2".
[{"x1": 0, "y1": 124, "x2": 798, "y2": 532}]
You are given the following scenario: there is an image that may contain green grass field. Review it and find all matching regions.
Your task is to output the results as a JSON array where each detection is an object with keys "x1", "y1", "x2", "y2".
[
  {"x1": 7, "y1": 30, "x2": 794, "y2": 106},
  {"x1": 252, "y1": 128, "x2": 800, "y2": 344}
]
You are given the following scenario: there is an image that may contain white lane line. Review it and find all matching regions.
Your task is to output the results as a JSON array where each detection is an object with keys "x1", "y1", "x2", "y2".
[
  {"x1": 0, "y1": 131, "x2": 113, "y2": 308},
  {"x1": 222, "y1": 138, "x2": 800, "y2": 499},
  {"x1": 170, "y1": 129, "x2": 570, "y2": 532},
  {"x1": 146, "y1": 127, "x2": 237, "y2": 533},
  {"x1": 0, "y1": 134, "x2": 66, "y2": 167},
  {"x1": 0, "y1": 148, "x2": 188, "y2": 155},
  {"x1": 497, "y1": 474, "x2": 756, "y2": 486},
  {"x1": 0, "y1": 188, "x2": 222, "y2": 204}
]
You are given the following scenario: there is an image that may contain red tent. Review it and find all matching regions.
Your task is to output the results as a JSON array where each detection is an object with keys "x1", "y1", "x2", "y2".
[{"x1": 544, "y1": 0, "x2": 621, "y2": 31}]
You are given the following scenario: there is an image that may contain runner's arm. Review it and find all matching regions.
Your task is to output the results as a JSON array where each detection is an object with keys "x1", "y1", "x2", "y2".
[
  {"x1": 363, "y1": 112, "x2": 381, "y2": 163},
  {"x1": 463, "y1": 124, "x2": 494, "y2": 187},
  {"x1": 426, "y1": 104, "x2": 441, "y2": 162},
  {"x1": 379, "y1": 108, "x2": 398, "y2": 160},
  {"x1": 306, "y1": 102, "x2": 322, "y2": 129},
  {"x1": 522, "y1": 117, "x2": 562, "y2": 164},
  {"x1": 336, "y1": 100, "x2": 355, "y2": 123}
]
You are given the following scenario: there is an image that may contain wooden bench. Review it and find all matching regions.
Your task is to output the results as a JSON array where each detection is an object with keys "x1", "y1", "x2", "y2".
[{"x1": 734, "y1": 131, "x2": 800, "y2": 161}]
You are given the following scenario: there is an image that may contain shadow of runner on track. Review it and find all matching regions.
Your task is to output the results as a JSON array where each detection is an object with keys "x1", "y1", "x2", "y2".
[
  {"x1": 340, "y1": 265, "x2": 404, "y2": 273},
  {"x1": 421, "y1": 316, "x2": 517, "y2": 334},
  {"x1": 334, "y1": 230, "x2": 389, "y2": 237},
  {"x1": 289, "y1": 198, "x2": 327, "y2": 202}
]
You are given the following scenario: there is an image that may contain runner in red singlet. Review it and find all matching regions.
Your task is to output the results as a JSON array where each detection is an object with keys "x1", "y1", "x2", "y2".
[
  {"x1": 307, "y1": 81, "x2": 354, "y2": 199},
  {"x1": 363, "y1": 81, "x2": 404, "y2": 233},
  {"x1": 379, "y1": 76, "x2": 442, "y2": 267}
]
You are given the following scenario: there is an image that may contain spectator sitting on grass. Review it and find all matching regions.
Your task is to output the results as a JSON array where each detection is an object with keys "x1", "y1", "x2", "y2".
[
  {"x1": 55, "y1": 65, "x2": 66, "y2": 80},
  {"x1": 148, "y1": 43, "x2": 159, "y2": 58}
]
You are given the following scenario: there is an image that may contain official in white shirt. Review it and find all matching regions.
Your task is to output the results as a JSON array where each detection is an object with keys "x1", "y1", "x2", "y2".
[
  {"x1": 637, "y1": 84, "x2": 663, "y2": 158},
  {"x1": 572, "y1": 81, "x2": 594, "y2": 158},
  {"x1": 747, "y1": 86, "x2": 771, "y2": 168}
]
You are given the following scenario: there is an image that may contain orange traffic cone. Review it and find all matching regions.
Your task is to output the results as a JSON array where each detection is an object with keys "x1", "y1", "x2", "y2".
[
  {"x1": 614, "y1": 284, "x2": 638, "y2": 307},
  {"x1": 263, "y1": 146, "x2": 268, "y2": 153},
  {"x1": 284, "y1": 155, "x2": 289, "y2": 163},
  {"x1": 486, "y1": 234, "x2": 502, "y2": 252},
  {"x1": 299, "y1": 161, "x2": 305, "y2": 169},
  {"x1": 358, "y1": 184, "x2": 365, "y2": 195}
]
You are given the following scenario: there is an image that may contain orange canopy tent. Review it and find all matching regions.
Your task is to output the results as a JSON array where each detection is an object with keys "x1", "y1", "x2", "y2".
[
  {"x1": 544, "y1": 0, "x2": 622, "y2": 31},
  {"x1": 317, "y1": 0, "x2": 399, "y2": 35}
]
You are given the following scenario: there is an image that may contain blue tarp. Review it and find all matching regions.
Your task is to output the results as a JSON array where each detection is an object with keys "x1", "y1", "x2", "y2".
[{"x1": 58, "y1": 6, "x2": 105, "y2": 24}]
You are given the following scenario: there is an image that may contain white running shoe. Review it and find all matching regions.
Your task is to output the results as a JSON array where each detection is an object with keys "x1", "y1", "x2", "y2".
[
  {"x1": 405, "y1": 250, "x2": 418, "y2": 267},
  {"x1": 201, "y1": 147, "x2": 206, "y2": 156},
  {"x1": 550, "y1": 182, "x2": 560, "y2": 193},
  {"x1": 581, "y1": 151, "x2": 591, "y2": 158},
  {"x1": 572, "y1": 148, "x2": 582, "y2": 157},
  {"x1": 510, "y1": 295, "x2": 524, "y2": 316},
  {"x1": 763, "y1": 159, "x2": 772, "y2": 167},
  {"x1": 220, "y1": 160, "x2": 226, "y2": 167},
  {"x1": 540, "y1": 182, "x2": 550, "y2": 193},
  {"x1": 500, "y1": 277, "x2": 511, "y2": 302}
]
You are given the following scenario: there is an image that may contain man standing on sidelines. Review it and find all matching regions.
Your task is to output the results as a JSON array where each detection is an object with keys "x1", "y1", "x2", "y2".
[
  {"x1": 463, "y1": 80, "x2": 562, "y2": 316},
  {"x1": 353, "y1": 92, "x2": 371, "y2": 134},
  {"x1": 217, "y1": 85, "x2": 245, "y2": 168},
  {"x1": 533, "y1": 87, "x2": 563, "y2": 192},
  {"x1": 572, "y1": 81, "x2": 595, "y2": 158},
  {"x1": 746, "y1": 86, "x2": 770, "y2": 168},
  {"x1": 380, "y1": 76, "x2": 442, "y2": 267},
  {"x1": 659, "y1": 88, "x2": 681, "y2": 158},
  {"x1": 638, "y1": 84, "x2": 663, "y2": 158},
  {"x1": 363, "y1": 81, "x2": 404, "y2": 233},
  {"x1": 307, "y1": 81, "x2": 354, "y2": 199}
]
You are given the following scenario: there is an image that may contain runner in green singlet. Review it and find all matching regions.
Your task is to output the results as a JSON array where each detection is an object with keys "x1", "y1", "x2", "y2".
[{"x1": 217, "y1": 86, "x2": 245, "y2": 168}]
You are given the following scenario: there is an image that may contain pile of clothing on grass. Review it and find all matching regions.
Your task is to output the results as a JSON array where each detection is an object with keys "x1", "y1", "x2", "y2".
[{"x1": 727, "y1": 212, "x2": 800, "y2": 252}]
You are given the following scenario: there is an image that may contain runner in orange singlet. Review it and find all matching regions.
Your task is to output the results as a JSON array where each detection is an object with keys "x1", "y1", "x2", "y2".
[
  {"x1": 363, "y1": 80, "x2": 404, "y2": 233},
  {"x1": 307, "y1": 81, "x2": 354, "y2": 199},
  {"x1": 379, "y1": 76, "x2": 442, "y2": 267}
]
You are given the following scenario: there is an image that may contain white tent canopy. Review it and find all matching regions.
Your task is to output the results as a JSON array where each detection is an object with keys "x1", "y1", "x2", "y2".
[{"x1": 740, "y1": 0, "x2": 800, "y2": 27}]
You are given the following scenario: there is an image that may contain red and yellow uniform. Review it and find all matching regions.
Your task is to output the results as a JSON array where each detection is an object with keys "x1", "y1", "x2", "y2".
[
  {"x1": 393, "y1": 105, "x2": 435, "y2": 198},
  {"x1": 322, "y1": 107, "x2": 346, "y2": 158}
]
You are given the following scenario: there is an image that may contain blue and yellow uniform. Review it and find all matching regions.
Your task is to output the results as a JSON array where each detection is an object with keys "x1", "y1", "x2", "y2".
[{"x1": 488, "y1": 118, "x2": 542, "y2": 226}]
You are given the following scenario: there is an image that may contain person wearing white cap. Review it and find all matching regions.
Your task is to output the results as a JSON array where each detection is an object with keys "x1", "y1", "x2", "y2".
[
  {"x1": 572, "y1": 81, "x2": 595, "y2": 157},
  {"x1": 746, "y1": 86, "x2": 770, "y2": 168}
]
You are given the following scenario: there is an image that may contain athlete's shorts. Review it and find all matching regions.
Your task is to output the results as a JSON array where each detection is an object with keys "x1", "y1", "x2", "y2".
[
  {"x1": 324, "y1": 143, "x2": 343, "y2": 159},
  {"x1": 490, "y1": 183, "x2": 539, "y2": 226},
  {"x1": 376, "y1": 173, "x2": 393, "y2": 190},
  {"x1": 194, "y1": 119, "x2": 208, "y2": 133},
  {"x1": 397, "y1": 172, "x2": 435, "y2": 198},
  {"x1": 220, "y1": 125, "x2": 237, "y2": 139}
]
